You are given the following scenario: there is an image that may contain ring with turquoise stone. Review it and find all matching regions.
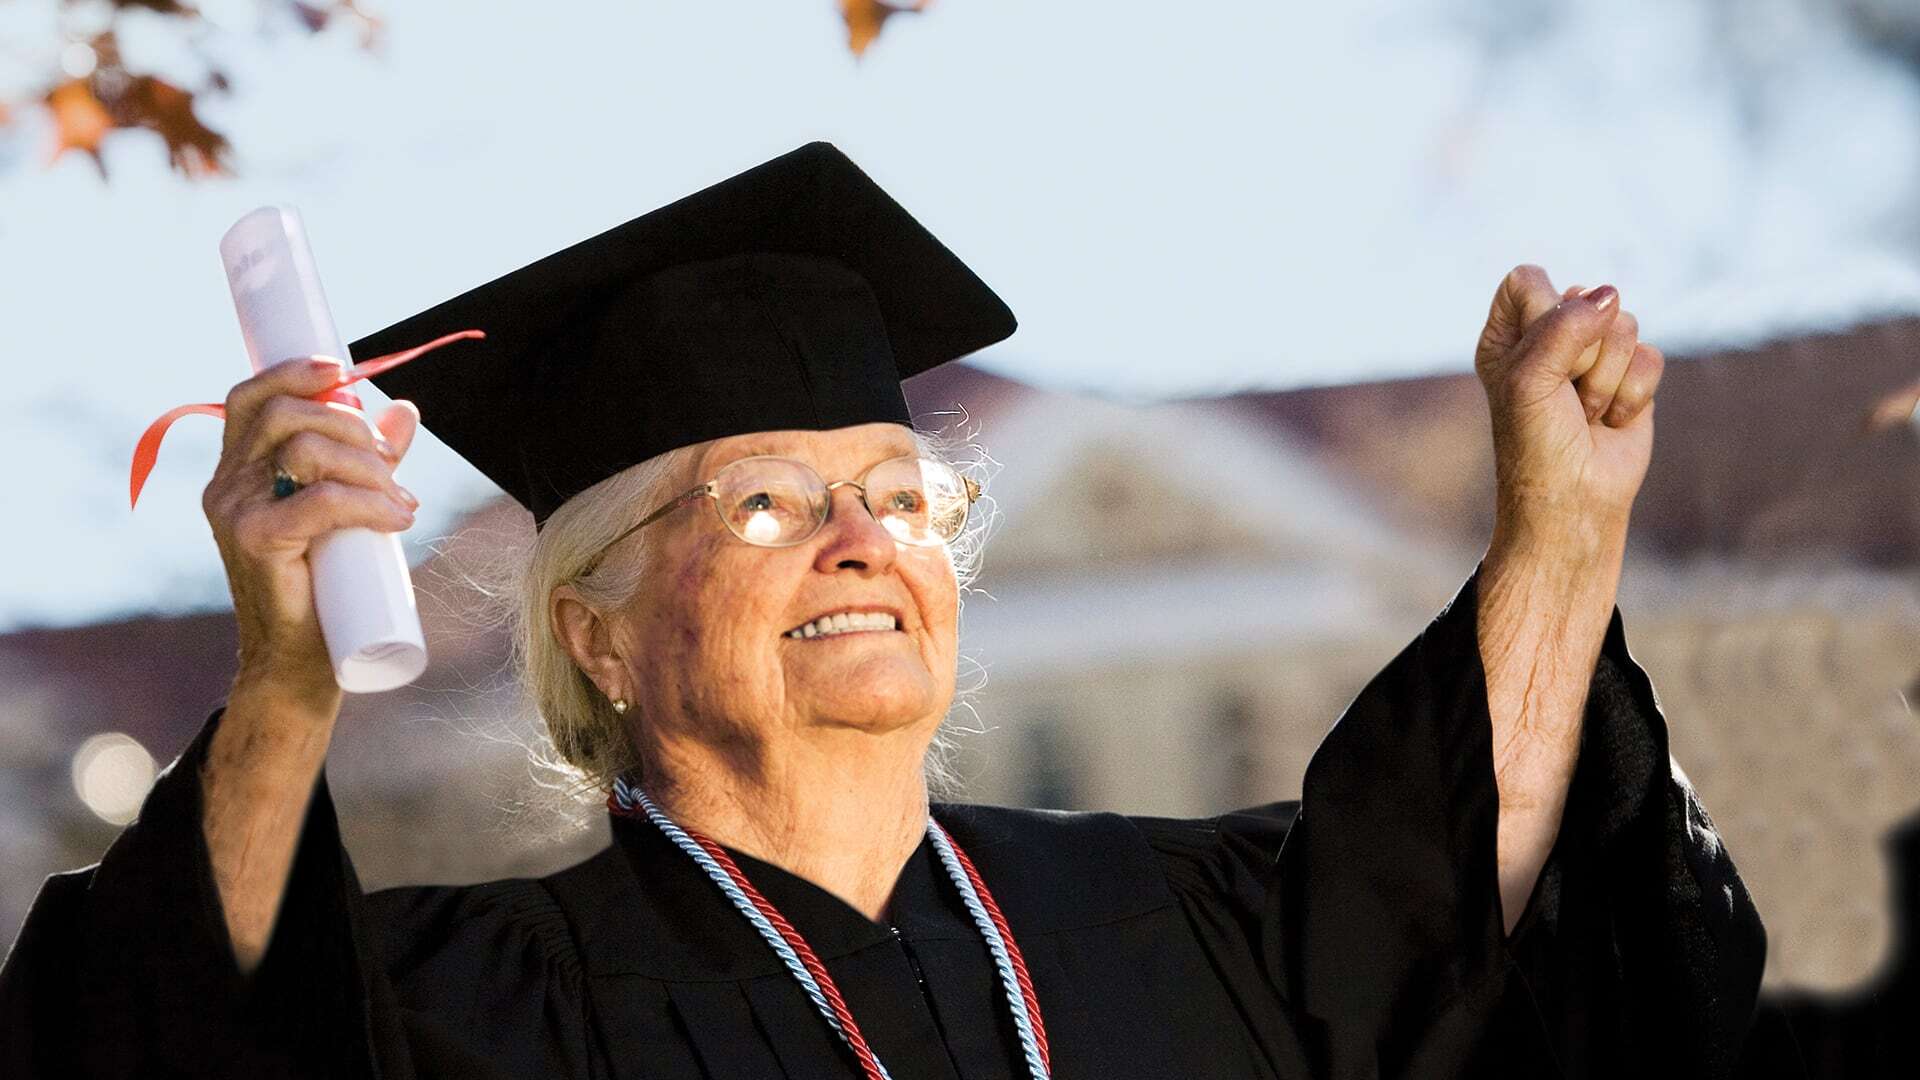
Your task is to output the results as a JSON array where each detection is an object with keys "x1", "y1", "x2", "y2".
[{"x1": 271, "y1": 465, "x2": 302, "y2": 500}]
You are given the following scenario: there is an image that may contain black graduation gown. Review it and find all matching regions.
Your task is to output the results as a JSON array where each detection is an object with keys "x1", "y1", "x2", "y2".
[{"x1": 0, "y1": 563, "x2": 1767, "y2": 1078}]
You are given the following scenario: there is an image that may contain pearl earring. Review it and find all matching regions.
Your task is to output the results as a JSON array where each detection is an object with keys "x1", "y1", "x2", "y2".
[{"x1": 612, "y1": 697, "x2": 629, "y2": 715}]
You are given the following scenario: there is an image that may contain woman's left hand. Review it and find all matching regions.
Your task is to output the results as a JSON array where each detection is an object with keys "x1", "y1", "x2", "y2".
[{"x1": 1473, "y1": 264, "x2": 1664, "y2": 549}]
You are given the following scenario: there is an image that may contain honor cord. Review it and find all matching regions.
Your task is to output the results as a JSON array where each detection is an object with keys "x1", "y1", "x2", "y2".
[{"x1": 608, "y1": 777, "x2": 1051, "y2": 1080}]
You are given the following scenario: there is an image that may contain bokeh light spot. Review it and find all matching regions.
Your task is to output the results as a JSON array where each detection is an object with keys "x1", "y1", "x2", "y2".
[
  {"x1": 58, "y1": 42, "x2": 97, "y2": 80},
  {"x1": 70, "y1": 732, "x2": 157, "y2": 826}
]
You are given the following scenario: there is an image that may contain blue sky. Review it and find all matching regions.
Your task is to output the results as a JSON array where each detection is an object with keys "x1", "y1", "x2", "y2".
[{"x1": 3, "y1": 0, "x2": 1919, "y2": 628}]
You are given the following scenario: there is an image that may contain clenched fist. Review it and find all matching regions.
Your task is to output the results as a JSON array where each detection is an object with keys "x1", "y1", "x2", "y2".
[{"x1": 1474, "y1": 264, "x2": 1664, "y2": 550}]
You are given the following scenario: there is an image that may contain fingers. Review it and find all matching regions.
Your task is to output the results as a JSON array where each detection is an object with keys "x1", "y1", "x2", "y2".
[
  {"x1": 1478, "y1": 266, "x2": 1664, "y2": 429},
  {"x1": 205, "y1": 361, "x2": 426, "y2": 541},
  {"x1": 1497, "y1": 265, "x2": 1563, "y2": 327},
  {"x1": 1475, "y1": 265, "x2": 1565, "y2": 376},
  {"x1": 275, "y1": 429, "x2": 417, "y2": 509},
  {"x1": 231, "y1": 395, "x2": 386, "y2": 471},
  {"x1": 1572, "y1": 308, "x2": 1640, "y2": 420},
  {"x1": 375, "y1": 401, "x2": 420, "y2": 462},
  {"x1": 1497, "y1": 283, "x2": 1621, "y2": 400},
  {"x1": 228, "y1": 480, "x2": 416, "y2": 554},
  {"x1": 1601, "y1": 341, "x2": 1663, "y2": 427},
  {"x1": 220, "y1": 357, "x2": 348, "y2": 455}
]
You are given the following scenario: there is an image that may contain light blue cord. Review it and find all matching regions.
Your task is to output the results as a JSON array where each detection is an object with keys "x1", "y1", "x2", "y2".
[
  {"x1": 615, "y1": 778, "x2": 1049, "y2": 1080},
  {"x1": 612, "y1": 778, "x2": 893, "y2": 1080},
  {"x1": 929, "y1": 824, "x2": 1051, "y2": 1080}
]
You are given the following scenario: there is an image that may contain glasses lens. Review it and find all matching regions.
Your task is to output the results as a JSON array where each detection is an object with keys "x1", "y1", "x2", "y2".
[
  {"x1": 866, "y1": 457, "x2": 971, "y2": 546},
  {"x1": 711, "y1": 458, "x2": 828, "y2": 546}
]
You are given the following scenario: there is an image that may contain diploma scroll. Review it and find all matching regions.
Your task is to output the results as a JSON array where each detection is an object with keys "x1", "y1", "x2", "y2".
[{"x1": 219, "y1": 206, "x2": 428, "y2": 694}]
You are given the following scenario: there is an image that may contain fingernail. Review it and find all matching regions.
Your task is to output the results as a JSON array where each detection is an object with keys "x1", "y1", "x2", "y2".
[
  {"x1": 397, "y1": 486, "x2": 419, "y2": 508},
  {"x1": 1606, "y1": 403, "x2": 1630, "y2": 426},
  {"x1": 376, "y1": 438, "x2": 396, "y2": 459},
  {"x1": 1585, "y1": 284, "x2": 1619, "y2": 312}
]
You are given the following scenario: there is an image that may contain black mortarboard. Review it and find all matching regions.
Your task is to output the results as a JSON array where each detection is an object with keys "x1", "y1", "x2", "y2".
[{"x1": 353, "y1": 142, "x2": 1015, "y2": 526}]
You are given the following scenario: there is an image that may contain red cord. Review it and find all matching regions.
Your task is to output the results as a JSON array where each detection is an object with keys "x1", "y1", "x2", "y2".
[
  {"x1": 691, "y1": 836, "x2": 889, "y2": 1080},
  {"x1": 941, "y1": 829, "x2": 1052, "y2": 1070}
]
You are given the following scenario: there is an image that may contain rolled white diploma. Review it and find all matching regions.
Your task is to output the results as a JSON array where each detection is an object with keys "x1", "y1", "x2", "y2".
[{"x1": 219, "y1": 206, "x2": 428, "y2": 693}]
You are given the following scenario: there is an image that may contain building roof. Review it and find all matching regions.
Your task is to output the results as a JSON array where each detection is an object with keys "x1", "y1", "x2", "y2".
[{"x1": 1223, "y1": 316, "x2": 1920, "y2": 566}]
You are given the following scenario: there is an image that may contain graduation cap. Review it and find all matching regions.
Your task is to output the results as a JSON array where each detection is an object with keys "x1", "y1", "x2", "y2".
[{"x1": 354, "y1": 142, "x2": 1016, "y2": 526}]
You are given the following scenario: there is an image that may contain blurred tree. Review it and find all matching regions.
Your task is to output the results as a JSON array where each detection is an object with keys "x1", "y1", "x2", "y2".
[
  {"x1": 3, "y1": 1, "x2": 934, "y2": 181},
  {"x1": 1, "y1": 0, "x2": 381, "y2": 179}
]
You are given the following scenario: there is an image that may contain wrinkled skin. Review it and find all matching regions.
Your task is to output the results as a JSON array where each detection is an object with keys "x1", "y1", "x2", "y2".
[
  {"x1": 558, "y1": 422, "x2": 961, "y2": 786},
  {"x1": 549, "y1": 423, "x2": 960, "y2": 916}
]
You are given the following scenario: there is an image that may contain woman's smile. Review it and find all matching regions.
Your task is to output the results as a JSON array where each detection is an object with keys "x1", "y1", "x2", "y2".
[{"x1": 783, "y1": 609, "x2": 903, "y2": 639}]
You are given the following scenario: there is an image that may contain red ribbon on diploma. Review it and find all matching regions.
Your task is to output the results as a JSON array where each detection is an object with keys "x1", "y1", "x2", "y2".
[{"x1": 129, "y1": 329, "x2": 485, "y2": 509}]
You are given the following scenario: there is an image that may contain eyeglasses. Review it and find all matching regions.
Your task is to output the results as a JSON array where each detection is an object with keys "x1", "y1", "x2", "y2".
[{"x1": 582, "y1": 454, "x2": 982, "y2": 574}]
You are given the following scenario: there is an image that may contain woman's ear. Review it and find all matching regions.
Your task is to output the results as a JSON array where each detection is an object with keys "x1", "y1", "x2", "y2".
[{"x1": 551, "y1": 584, "x2": 625, "y2": 697}]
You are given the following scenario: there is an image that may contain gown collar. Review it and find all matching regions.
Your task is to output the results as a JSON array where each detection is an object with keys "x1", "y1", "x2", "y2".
[{"x1": 550, "y1": 802, "x2": 1173, "y2": 981}]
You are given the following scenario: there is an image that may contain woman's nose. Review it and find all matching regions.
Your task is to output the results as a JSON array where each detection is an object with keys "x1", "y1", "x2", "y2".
[{"x1": 812, "y1": 485, "x2": 897, "y2": 575}]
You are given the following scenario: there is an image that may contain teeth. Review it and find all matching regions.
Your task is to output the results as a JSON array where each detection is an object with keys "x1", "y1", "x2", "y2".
[{"x1": 785, "y1": 612, "x2": 899, "y2": 638}]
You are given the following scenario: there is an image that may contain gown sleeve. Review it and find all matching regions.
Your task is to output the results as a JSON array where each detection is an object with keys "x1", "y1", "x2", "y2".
[
  {"x1": 1137, "y1": 559, "x2": 1767, "y2": 1079},
  {"x1": 1485, "y1": 588, "x2": 1767, "y2": 1080},
  {"x1": 0, "y1": 707, "x2": 594, "y2": 1080}
]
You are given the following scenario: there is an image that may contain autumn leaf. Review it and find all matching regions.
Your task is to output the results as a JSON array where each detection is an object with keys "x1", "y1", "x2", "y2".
[
  {"x1": 841, "y1": 0, "x2": 932, "y2": 58},
  {"x1": 45, "y1": 62, "x2": 233, "y2": 179},
  {"x1": 116, "y1": 75, "x2": 233, "y2": 177},
  {"x1": 45, "y1": 80, "x2": 113, "y2": 176}
]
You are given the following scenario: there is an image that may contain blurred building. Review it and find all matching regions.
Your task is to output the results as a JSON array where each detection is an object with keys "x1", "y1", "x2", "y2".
[
  {"x1": 5, "y1": 317, "x2": 1920, "y2": 996},
  {"x1": 908, "y1": 382, "x2": 1470, "y2": 816}
]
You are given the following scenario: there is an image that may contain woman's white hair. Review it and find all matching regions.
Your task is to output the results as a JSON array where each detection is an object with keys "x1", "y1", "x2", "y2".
[{"x1": 507, "y1": 424, "x2": 994, "y2": 797}]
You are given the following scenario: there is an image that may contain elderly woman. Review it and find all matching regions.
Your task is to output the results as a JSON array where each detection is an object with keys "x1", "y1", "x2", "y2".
[{"x1": 2, "y1": 144, "x2": 1762, "y2": 1079}]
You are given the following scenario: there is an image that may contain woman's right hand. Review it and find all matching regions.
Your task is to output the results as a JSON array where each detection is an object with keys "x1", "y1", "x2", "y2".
[{"x1": 201, "y1": 356, "x2": 421, "y2": 708}]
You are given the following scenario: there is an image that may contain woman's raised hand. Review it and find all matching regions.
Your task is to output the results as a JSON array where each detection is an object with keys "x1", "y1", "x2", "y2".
[
  {"x1": 201, "y1": 356, "x2": 421, "y2": 708},
  {"x1": 1473, "y1": 265, "x2": 1665, "y2": 550},
  {"x1": 1469, "y1": 267, "x2": 1666, "y2": 928}
]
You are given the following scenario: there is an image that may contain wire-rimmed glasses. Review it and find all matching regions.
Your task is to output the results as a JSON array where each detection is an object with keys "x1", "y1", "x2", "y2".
[{"x1": 581, "y1": 454, "x2": 981, "y2": 574}]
